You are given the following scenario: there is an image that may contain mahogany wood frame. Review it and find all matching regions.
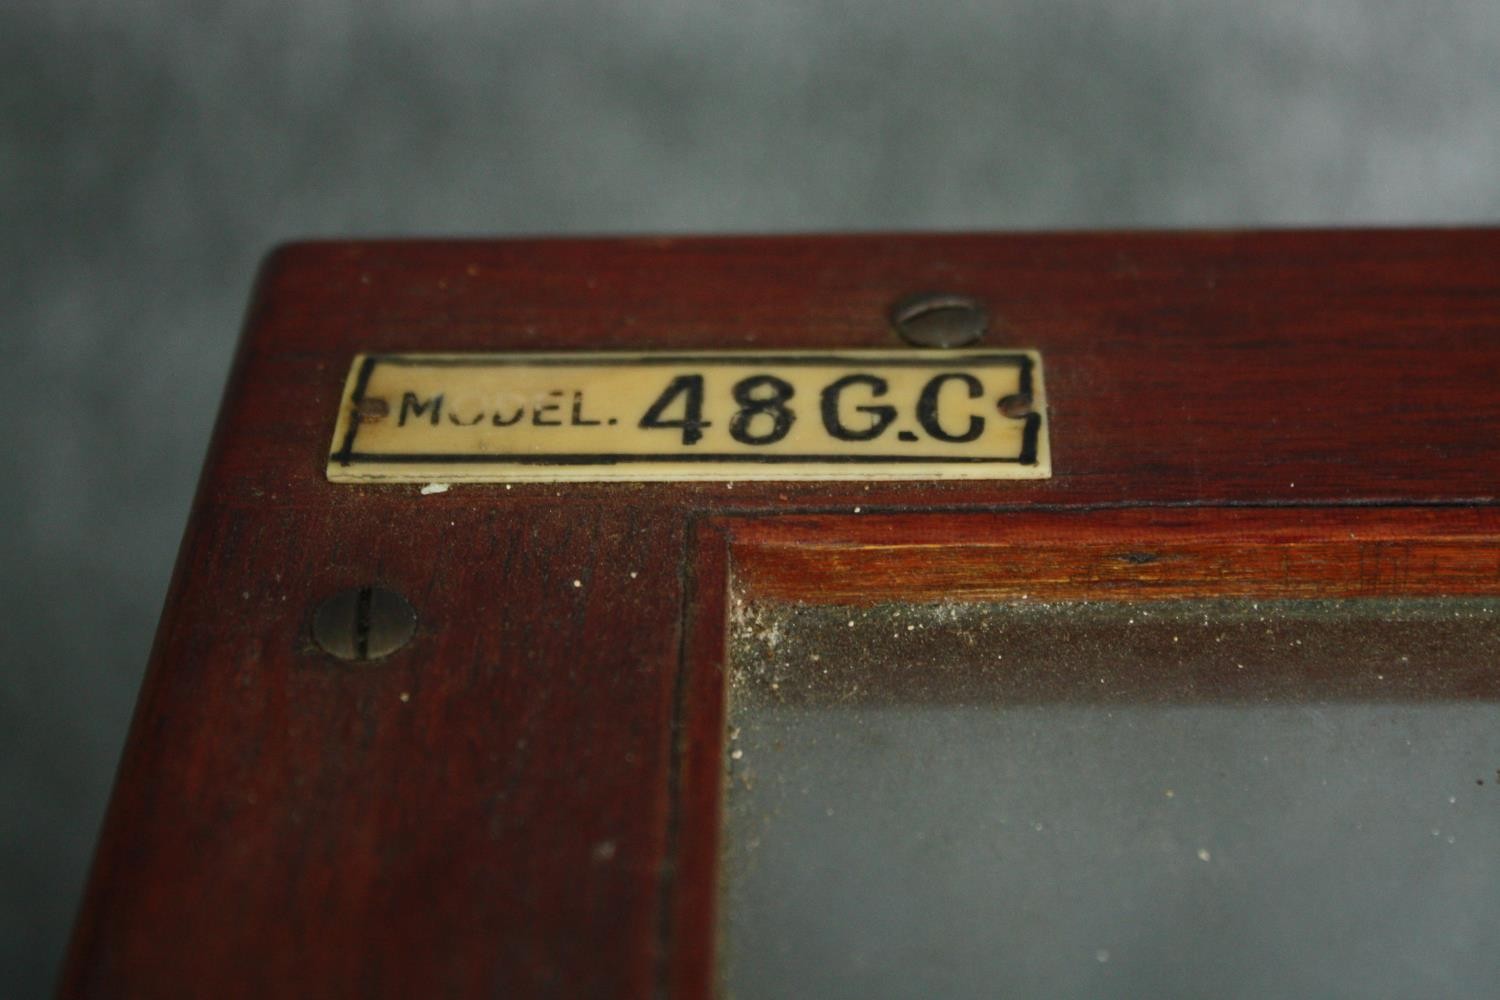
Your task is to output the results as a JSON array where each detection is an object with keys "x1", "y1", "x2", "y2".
[{"x1": 62, "y1": 231, "x2": 1500, "y2": 997}]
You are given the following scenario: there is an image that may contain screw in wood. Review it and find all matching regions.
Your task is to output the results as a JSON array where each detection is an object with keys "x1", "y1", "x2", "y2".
[
  {"x1": 311, "y1": 586, "x2": 417, "y2": 661},
  {"x1": 889, "y1": 292, "x2": 988, "y2": 348}
]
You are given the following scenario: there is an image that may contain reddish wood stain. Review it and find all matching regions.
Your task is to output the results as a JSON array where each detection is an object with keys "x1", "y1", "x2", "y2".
[{"x1": 62, "y1": 231, "x2": 1500, "y2": 998}]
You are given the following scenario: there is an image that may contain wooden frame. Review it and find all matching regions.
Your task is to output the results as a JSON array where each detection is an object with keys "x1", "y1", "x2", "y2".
[{"x1": 62, "y1": 231, "x2": 1500, "y2": 997}]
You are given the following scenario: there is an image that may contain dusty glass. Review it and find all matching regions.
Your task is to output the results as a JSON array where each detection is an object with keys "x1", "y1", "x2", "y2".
[{"x1": 722, "y1": 598, "x2": 1500, "y2": 999}]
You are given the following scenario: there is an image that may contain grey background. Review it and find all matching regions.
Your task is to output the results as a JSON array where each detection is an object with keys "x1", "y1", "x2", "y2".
[{"x1": 4, "y1": 1, "x2": 1498, "y2": 994}]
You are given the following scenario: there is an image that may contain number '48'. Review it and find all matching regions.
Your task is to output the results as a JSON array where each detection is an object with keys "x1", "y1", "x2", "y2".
[{"x1": 639, "y1": 374, "x2": 796, "y2": 446}]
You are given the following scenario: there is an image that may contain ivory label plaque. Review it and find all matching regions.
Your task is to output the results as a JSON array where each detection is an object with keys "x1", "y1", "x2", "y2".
[{"x1": 326, "y1": 351, "x2": 1049, "y2": 483}]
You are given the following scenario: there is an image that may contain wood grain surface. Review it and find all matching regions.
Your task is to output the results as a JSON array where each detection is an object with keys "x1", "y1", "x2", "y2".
[{"x1": 62, "y1": 230, "x2": 1500, "y2": 998}]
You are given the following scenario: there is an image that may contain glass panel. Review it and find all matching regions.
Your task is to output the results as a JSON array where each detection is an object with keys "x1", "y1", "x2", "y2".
[{"x1": 722, "y1": 599, "x2": 1500, "y2": 999}]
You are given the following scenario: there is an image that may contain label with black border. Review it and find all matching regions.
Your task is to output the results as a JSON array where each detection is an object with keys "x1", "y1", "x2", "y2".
[{"x1": 326, "y1": 351, "x2": 1049, "y2": 483}]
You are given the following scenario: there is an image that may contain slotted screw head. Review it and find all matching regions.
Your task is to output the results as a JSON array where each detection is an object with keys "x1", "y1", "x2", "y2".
[
  {"x1": 889, "y1": 292, "x2": 988, "y2": 348},
  {"x1": 312, "y1": 586, "x2": 416, "y2": 661}
]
